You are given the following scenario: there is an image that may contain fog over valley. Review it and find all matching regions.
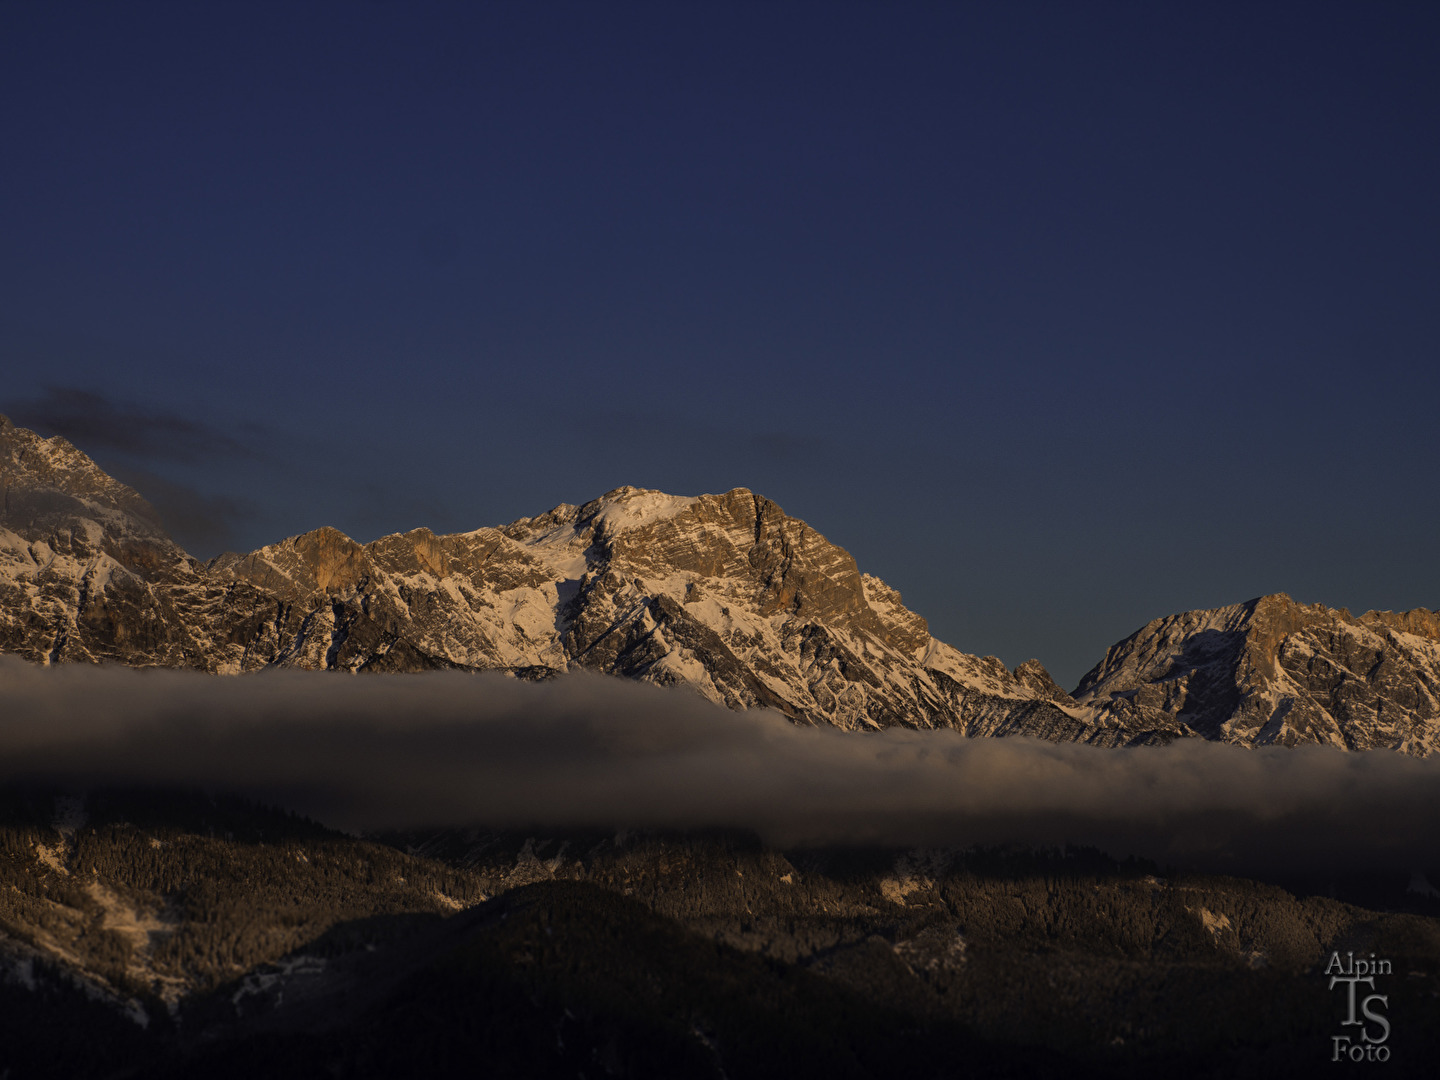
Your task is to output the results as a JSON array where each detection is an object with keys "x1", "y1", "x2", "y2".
[{"x1": 4, "y1": 657, "x2": 1436, "y2": 874}]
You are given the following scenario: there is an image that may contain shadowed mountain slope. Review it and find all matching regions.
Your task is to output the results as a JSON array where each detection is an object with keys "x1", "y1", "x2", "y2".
[{"x1": 2, "y1": 791, "x2": 1437, "y2": 1079}]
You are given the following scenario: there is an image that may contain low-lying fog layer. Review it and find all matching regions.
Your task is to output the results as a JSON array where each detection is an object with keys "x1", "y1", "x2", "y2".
[{"x1": 1, "y1": 656, "x2": 1436, "y2": 872}]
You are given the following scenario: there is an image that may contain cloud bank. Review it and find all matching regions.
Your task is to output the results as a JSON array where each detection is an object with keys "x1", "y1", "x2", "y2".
[{"x1": 1, "y1": 656, "x2": 1436, "y2": 872}]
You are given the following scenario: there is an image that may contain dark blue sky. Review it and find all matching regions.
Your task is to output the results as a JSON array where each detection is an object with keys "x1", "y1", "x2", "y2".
[{"x1": 3, "y1": 1, "x2": 1437, "y2": 687}]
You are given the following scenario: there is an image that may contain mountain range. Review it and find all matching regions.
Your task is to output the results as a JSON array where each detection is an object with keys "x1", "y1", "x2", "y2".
[
  {"x1": 3, "y1": 413, "x2": 1440, "y2": 1078},
  {"x1": 2, "y1": 413, "x2": 1437, "y2": 754}
]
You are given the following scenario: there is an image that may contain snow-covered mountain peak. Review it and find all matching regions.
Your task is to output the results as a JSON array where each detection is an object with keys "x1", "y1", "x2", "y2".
[
  {"x1": 582, "y1": 487, "x2": 700, "y2": 536},
  {"x1": 0, "y1": 413, "x2": 190, "y2": 583},
  {"x1": 1, "y1": 413, "x2": 161, "y2": 529}
]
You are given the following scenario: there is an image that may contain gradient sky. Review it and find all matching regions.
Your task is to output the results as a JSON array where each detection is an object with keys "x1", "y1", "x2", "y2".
[{"x1": 2, "y1": 1, "x2": 1437, "y2": 688}]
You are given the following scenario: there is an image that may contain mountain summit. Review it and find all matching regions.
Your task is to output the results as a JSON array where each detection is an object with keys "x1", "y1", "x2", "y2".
[
  {"x1": 211, "y1": 483, "x2": 1113, "y2": 739},
  {"x1": 2, "y1": 415, "x2": 1436, "y2": 753}
]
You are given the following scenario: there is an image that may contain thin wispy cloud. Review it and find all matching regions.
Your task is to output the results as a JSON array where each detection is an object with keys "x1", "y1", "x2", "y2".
[
  {"x1": 1, "y1": 657, "x2": 1435, "y2": 873},
  {"x1": 7, "y1": 386, "x2": 262, "y2": 463},
  {"x1": 109, "y1": 467, "x2": 259, "y2": 555},
  {"x1": 5, "y1": 386, "x2": 274, "y2": 554}
]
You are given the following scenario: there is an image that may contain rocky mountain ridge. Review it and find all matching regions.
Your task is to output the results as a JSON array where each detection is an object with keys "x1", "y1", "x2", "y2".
[
  {"x1": 1074, "y1": 593, "x2": 1440, "y2": 755},
  {"x1": 2, "y1": 414, "x2": 1437, "y2": 754}
]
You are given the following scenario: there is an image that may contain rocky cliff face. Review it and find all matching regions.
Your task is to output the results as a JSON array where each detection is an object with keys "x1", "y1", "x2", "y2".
[
  {"x1": 1073, "y1": 593, "x2": 1440, "y2": 754},
  {"x1": 0, "y1": 416, "x2": 1103, "y2": 739}
]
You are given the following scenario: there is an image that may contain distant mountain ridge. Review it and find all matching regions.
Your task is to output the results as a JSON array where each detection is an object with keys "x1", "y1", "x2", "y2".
[
  {"x1": 2, "y1": 414, "x2": 1436, "y2": 754},
  {"x1": 1074, "y1": 593, "x2": 1440, "y2": 755}
]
